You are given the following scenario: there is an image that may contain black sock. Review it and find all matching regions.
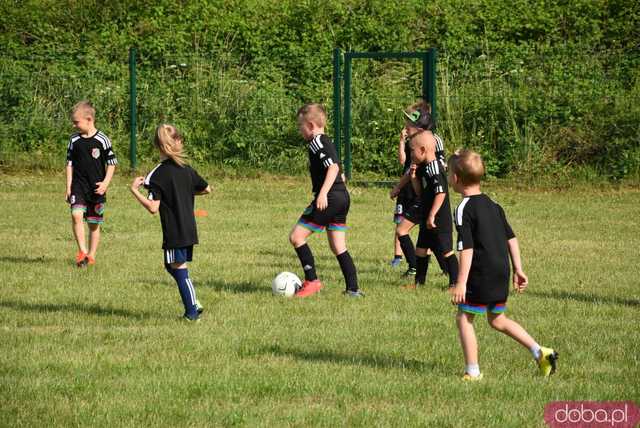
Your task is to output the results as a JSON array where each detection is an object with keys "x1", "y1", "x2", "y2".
[
  {"x1": 336, "y1": 251, "x2": 358, "y2": 292},
  {"x1": 444, "y1": 254, "x2": 459, "y2": 286},
  {"x1": 435, "y1": 252, "x2": 448, "y2": 274},
  {"x1": 295, "y1": 243, "x2": 317, "y2": 281},
  {"x1": 398, "y1": 234, "x2": 416, "y2": 269},
  {"x1": 393, "y1": 254, "x2": 402, "y2": 260},
  {"x1": 415, "y1": 254, "x2": 430, "y2": 285}
]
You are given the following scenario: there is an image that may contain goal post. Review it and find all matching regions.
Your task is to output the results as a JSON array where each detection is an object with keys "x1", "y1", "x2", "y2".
[{"x1": 332, "y1": 49, "x2": 437, "y2": 180}]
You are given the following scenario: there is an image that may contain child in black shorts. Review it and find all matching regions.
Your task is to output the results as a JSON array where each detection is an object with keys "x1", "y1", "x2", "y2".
[
  {"x1": 66, "y1": 101, "x2": 117, "y2": 267},
  {"x1": 289, "y1": 103, "x2": 362, "y2": 298},
  {"x1": 448, "y1": 149, "x2": 558, "y2": 380},
  {"x1": 130, "y1": 124, "x2": 211, "y2": 321},
  {"x1": 391, "y1": 99, "x2": 449, "y2": 279},
  {"x1": 390, "y1": 107, "x2": 458, "y2": 289}
]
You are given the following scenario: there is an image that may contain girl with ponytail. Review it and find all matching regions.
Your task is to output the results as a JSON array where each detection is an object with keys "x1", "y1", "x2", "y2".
[{"x1": 130, "y1": 124, "x2": 211, "y2": 321}]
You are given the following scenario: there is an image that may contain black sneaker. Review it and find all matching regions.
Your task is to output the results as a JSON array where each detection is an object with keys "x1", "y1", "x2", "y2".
[
  {"x1": 403, "y1": 267, "x2": 417, "y2": 277},
  {"x1": 344, "y1": 290, "x2": 365, "y2": 298}
]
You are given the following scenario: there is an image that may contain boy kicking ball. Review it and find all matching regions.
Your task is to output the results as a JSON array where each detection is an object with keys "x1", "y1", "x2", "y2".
[{"x1": 448, "y1": 149, "x2": 558, "y2": 380}]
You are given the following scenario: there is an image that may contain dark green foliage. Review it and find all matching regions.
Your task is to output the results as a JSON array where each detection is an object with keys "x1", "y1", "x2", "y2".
[{"x1": 1, "y1": 0, "x2": 638, "y2": 178}]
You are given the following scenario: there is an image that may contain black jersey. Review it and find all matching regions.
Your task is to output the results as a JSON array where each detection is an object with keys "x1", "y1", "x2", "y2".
[
  {"x1": 308, "y1": 134, "x2": 346, "y2": 196},
  {"x1": 434, "y1": 133, "x2": 446, "y2": 168},
  {"x1": 402, "y1": 136, "x2": 412, "y2": 173},
  {"x1": 66, "y1": 130, "x2": 117, "y2": 203},
  {"x1": 144, "y1": 159, "x2": 209, "y2": 250},
  {"x1": 416, "y1": 159, "x2": 452, "y2": 231},
  {"x1": 454, "y1": 194, "x2": 516, "y2": 303}
]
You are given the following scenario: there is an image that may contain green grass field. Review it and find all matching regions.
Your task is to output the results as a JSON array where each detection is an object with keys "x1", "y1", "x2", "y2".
[{"x1": 1, "y1": 173, "x2": 639, "y2": 427}]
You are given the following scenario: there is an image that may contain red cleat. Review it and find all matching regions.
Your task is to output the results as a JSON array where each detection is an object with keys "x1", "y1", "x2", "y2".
[
  {"x1": 296, "y1": 280, "x2": 323, "y2": 298},
  {"x1": 75, "y1": 251, "x2": 88, "y2": 267}
]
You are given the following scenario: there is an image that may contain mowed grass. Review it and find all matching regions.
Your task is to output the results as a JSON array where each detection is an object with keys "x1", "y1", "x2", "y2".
[{"x1": 0, "y1": 173, "x2": 639, "y2": 427}]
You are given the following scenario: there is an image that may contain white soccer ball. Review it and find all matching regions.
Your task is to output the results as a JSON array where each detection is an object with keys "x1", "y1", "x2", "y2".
[{"x1": 272, "y1": 272, "x2": 301, "y2": 297}]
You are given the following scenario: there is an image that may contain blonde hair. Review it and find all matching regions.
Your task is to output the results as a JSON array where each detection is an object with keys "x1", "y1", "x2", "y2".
[
  {"x1": 154, "y1": 124, "x2": 187, "y2": 167},
  {"x1": 448, "y1": 149, "x2": 485, "y2": 185},
  {"x1": 297, "y1": 103, "x2": 327, "y2": 128},
  {"x1": 72, "y1": 100, "x2": 95, "y2": 120}
]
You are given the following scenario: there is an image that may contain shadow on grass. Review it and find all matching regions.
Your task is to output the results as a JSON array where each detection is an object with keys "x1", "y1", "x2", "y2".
[
  {"x1": 0, "y1": 300, "x2": 154, "y2": 319},
  {"x1": 0, "y1": 256, "x2": 56, "y2": 264},
  {"x1": 200, "y1": 279, "x2": 268, "y2": 294},
  {"x1": 252, "y1": 344, "x2": 436, "y2": 373},
  {"x1": 529, "y1": 290, "x2": 640, "y2": 308}
]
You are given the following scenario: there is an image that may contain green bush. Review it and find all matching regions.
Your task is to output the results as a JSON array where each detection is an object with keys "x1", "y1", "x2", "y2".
[{"x1": 0, "y1": 0, "x2": 638, "y2": 179}]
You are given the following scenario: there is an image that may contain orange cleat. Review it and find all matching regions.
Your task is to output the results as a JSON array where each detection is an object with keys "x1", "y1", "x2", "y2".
[
  {"x1": 401, "y1": 283, "x2": 417, "y2": 290},
  {"x1": 86, "y1": 255, "x2": 96, "y2": 266},
  {"x1": 75, "y1": 251, "x2": 88, "y2": 267},
  {"x1": 296, "y1": 279, "x2": 323, "y2": 298}
]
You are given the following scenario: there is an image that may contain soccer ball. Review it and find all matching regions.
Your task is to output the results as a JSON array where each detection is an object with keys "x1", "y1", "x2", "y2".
[{"x1": 272, "y1": 272, "x2": 301, "y2": 297}]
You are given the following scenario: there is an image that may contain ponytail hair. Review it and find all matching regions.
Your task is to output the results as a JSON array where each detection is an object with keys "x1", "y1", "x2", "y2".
[{"x1": 154, "y1": 124, "x2": 186, "y2": 167}]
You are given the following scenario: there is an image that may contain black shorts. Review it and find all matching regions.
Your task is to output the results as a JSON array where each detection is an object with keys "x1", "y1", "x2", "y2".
[
  {"x1": 298, "y1": 189, "x2": 350, "y2": 232},
  {"x1": 69, "y1": 193, "x2": 106, "y2": 224},
  {"x1": 395, "y1": 199, "x2": 423, "y2": 224},
  {"x1": 394, "y1": 183, "x2": 422, "y2": 224},
  {"x1": 416, "y1": 226, "x2": 453, "y2": 255}
]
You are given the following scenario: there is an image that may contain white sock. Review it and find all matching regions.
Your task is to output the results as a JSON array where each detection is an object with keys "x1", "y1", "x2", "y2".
[
  {"x1": 465, "y1": 364, "x2": 480, "y2": 377},
  {"x1": 530, "y1": 344, "x2": 541, "y2": 360}
]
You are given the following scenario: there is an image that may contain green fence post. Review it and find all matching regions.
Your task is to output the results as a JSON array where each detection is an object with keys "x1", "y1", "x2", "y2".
[
  {"x1": 332, "y1": 48, "x2": 342, "y2": 161},
  {"x1": 425, "y1": 49, "x2": 437, "y2": 124},
  {"x1": 343, "y1": 54, "x2": 352, "y2": 180},
  {"x1": 129, "y1": 47, "x2": 137, "y2": 170}
]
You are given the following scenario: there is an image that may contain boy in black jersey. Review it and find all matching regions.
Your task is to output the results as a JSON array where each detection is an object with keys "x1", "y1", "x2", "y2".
[
  {"x1": 391, "y1": 99, "x2": 449, "y2": 278},
  {"x1": 65, "y1": 101, "x2": 117, "y2": 267},
  {"x1": 130, "y1": 124, "x2": 211, "y2": 321},
  {"x1": 289, "y1": 103, "x2": 362, "y2": 298},
  {"x1": 449, "y1": 149, "x2": 558, "y2": 380},
  {"x1": 390, "y1": 108, "x2": 458, "y2": 289}
]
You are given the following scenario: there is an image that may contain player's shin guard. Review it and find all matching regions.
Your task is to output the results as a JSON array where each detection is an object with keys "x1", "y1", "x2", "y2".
[
  {"x1": 295, "y1": 243, "x2": 317, "y2": 281},
  {"x1": 398, "y1": 234, "x2": 416, "y2": 269},
  {"x1": 172, "y1": 268, "x2": 198, "y2": 319},
  {"x1": 336, "y1": 251, "x2": 358, "y2": 292},
  {"x1": 444, "y1": 254, "x2": 459, "y2": 286},
  {"x1": 415, "y1": 254, "x2": 430, "y2": 285}
]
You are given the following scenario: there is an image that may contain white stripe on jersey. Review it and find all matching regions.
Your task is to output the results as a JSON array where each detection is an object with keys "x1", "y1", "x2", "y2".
[
  {"x1": 322, "y1": 158, "x2": 334, "y2": 168},
  {"x1": 94, "y1": 132, "x2": 112, "y2": 150},
  {"x1": 144, "y1": 163, "x2": 163, "y2": 186},
  {"x1": 107, "y1": 158, "x2": 118, "y2": 165},
  {"x1": 309, "y1": 135, "x2": 323, "y2": 154},
  {"x1": 434, "y1": 133, "x2": 444, "y2": 153},
  {"x1": 455, "y1": 197, "x2": 470, "y2": 227}
]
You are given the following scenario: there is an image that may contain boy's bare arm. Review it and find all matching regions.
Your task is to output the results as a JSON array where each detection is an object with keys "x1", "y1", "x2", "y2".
[
  {"x1": 450, "y1": 249, "x2": 472, "y2": 304},
  {"x1": 398, "y1": 128, "x2": 408, "y2": 165},
  {"x1": 390, "y1": 172, "x2": 411, "y2": 198},
  {"x1": 65, "y1": 165, "x2": 73, "y2": 201},
  {"x1": 427, "y1": 193, "x2": 445, "y2": 228},
  {"x1": 95, "y1": 164, "x2": 116, "y2": 195},
  {"x1": 507, "y1": 237, "x2": 528, "y2": 292},
  {"x1": 316, "y1": 163, "x2": 339, "y2": 211},
  {"x1": 130, "y1": 176, "x2": 160, "y2": 214}
]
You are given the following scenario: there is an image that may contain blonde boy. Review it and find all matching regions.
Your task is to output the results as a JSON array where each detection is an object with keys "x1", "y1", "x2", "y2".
[
  {"x1": 448, "y1": 149, "x2": 557, "y2": 380},
  {"x1": 66, "y1": 101, "x2": 117, "y2": 266}
]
